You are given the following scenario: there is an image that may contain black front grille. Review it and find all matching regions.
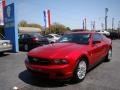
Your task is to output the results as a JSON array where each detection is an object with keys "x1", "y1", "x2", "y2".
[
  {"x1": 28, "y1": 56, "x2": 51, "y2": 65},
  {"x1": 28, "y1": 68, "x2": 49, "y2": 77}
]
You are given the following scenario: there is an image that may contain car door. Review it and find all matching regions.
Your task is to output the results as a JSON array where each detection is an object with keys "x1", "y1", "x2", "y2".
[
  {"x1": 19, "y1": 34, "x2": 31, "y2": 46},
  {"x1": 94, "y1": 34, "x2": 106, "y2": 59},
  {"x1": 100, "y1": 35, "x2": 109, "y2": 57},
  {"x1": 46, "y1": 35, "x2": 54, "y2": 43},
  {"x1": 19, "y1": 34, "x2": 24, "y2": 47},
  {"x1": 90, "y1": 33, "x2": 104, "y2": 64}
]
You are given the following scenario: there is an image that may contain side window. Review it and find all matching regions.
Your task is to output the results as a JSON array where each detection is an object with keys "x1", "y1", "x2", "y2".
[
  {"x1": 24, "y1": 34, "x2": 31, "y2": 38},
  {"x1": 19, "y1": 35, "x2": 22, "y2": 39},
  {"x1": 92, "y1": 33, "x2": 102, "y2": 41}
]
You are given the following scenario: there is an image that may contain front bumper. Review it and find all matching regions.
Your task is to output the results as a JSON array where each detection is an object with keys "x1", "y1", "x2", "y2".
[
  {"x1": 25, "y1": 61, "x2": 73, "y2": 80},
  {"x1": 0, "y1": 44, "x2": 12, "y2": 52}
]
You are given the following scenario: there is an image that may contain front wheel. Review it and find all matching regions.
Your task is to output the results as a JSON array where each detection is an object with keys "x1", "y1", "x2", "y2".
[
  {"x1": 72, "y1": 58, "x2": 87, "y2": 82},
  {"x1": 0, "y1": 52, "x2": 4, "y2": 55}
]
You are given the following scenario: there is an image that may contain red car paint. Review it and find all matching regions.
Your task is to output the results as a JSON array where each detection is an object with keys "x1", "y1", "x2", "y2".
[{"x1": 25, "y1": 31, "x2": 112, "y2": 80}]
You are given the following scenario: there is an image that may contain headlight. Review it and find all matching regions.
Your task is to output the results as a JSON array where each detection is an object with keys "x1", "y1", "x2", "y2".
[{"x1": 54, "y1": 59, "x2": 68, "y2": 64}]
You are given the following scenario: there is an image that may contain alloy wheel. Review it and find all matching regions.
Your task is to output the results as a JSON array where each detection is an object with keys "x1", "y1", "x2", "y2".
[
  {"x1": 108, "y1": 49, "x2": 112, "y2": 60},
  {"x1": 77, "y1": 60, "x2": 87, "y2": 80}
]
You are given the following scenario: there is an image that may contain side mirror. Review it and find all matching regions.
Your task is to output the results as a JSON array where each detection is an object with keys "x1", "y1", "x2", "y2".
[
  {"x1": 92, "y1": 40, "x2": 101, "y2": 44},
  {"x1": 50, "y1": 41, "x2": 54, "y2": 44}
]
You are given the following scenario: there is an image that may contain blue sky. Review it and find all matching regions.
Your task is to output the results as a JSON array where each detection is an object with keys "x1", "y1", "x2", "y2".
[{"x1": 5, "y1": 0, "x2": 120, "y2": 30}]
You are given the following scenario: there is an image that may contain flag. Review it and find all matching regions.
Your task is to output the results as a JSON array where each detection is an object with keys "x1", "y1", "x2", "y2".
[
  {"x1": 43, "y1": 10, "x2": 47, "y2": 30},
  {"x1": 47, "y1": 9, "x2": 51, "y2": 28},
  {"x1": 0, "y1": 0, "x2": 5, "y2": 25},
  {"x1": 43, "y1": 9, "x2": 51, "y2": 29},
  {"x1": 2, "y1": 0, "x2": 5, "y2": 9}
]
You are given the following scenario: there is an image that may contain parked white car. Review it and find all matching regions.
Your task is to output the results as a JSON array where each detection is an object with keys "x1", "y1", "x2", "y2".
[
  {"x1": 96, "y1": 30, "x2": 110, "y2": 36},
  {"x1": 46, "y1": 34, "x2": 61, "y2": 43},
  {"x1": 0, "y1": 34, "x2": 12, "y2": 54}
]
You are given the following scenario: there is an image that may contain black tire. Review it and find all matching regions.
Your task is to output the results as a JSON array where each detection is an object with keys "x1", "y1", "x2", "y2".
[
  {"x1": 0, "y1": 52, "x2": 4, "y2": 55},
  {"x1": 71, "y1": 58, "x2": 87, "y2": 83},
  {"x1": 105, "y1": 48, "x2": 112, "y2": 62}
]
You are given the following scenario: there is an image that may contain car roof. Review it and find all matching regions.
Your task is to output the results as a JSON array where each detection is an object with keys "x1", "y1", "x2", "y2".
[{"x1": 48, "y1": 34, "x2": 59, "y2": 35}]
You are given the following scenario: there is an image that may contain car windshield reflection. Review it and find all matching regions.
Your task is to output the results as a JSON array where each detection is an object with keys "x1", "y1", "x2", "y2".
[{"x1": 57, "y1": 33, "x2": 90, "y2": 44}]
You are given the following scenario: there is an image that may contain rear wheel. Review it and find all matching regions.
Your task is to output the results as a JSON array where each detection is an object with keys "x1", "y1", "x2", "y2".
[
  {"x1": 105, "y1": 48, "x2": 112, "y2": 62},
  {"x1": 24, "y1": 44, "x2": 29, "y2": 51},
  {"x1": 72, "y1": 58, "x2": 87, "y2": 82}
]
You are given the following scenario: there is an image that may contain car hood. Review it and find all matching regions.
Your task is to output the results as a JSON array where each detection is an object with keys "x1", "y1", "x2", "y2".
[
  {"x1": 28, "y1": 43, "x2": 87, "y2": 59},
  {"x1": 0, "y1": 40, "x2": 11, "y2": 44}
]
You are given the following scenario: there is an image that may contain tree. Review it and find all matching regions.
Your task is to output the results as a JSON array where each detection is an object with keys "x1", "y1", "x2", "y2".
[
  {"x1": 27, "y1": 23, "x2": 42, "y2": 29},
  {"x1": 18, "y1": 20, "x2": 28, "y2": 27},
  {"x1": 45, "y1": 22, "x2": 71, "y2": 34},
  {"x1": 19, "y1": 20, "x2": 43, "y2": 30},
  {"x1": 18, "y1": 21, "x2": 71, "y2": 35}
]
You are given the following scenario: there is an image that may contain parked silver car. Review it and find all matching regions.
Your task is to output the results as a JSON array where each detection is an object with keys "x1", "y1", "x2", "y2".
[
  {"x1": 0, "y1": 34, "x2": 12, "y2": 54},
  {"x1": 46, "y1": 34, "x2": 61, "y2": 43}
]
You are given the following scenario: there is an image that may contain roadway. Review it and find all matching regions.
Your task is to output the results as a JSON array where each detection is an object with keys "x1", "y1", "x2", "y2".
[{"x1": 0, "y1": 40, "x2": 120, "y2": 90}]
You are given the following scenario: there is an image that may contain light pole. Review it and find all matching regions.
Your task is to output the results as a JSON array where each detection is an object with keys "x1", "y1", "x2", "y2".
[
  {"x1": 118, "y1": 21, "x2": 120, "y2": 38},
  {"x1": 91, "y1": 21, "x2": 96, "y2": 31},
  {"x1": 112, "y1": 18, "x2": 114, "y2": 31},
  {"x1": 118, "y1": 21, "x2": 120, "y2": 30},
  {"x1": 101, "y1": 23, "x2": 104, "y2": 30},
  {"x1": 99, "y1": 17, "x2": 105, "y2": 31},
  {"x1": 83, "y1": 18, "x2": 87, "y2": 30},
  {"x1": 105, "y1": 8, "x2": 108, "y2": 31}
]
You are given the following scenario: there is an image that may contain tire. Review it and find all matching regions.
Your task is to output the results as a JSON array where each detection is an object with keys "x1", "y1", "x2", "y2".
[
  {"x1": 105, "y1": 48, "x2": 112, "y2": 62},
  {"x1": 0, "y1": 52, "x2": 4, "y2": 55},
  {"x1": 72, "y1": 58, "x2": 87, "y2": 82},
  {"x1": 24, "y1": 44, "x2": 29, "y2": 51}
]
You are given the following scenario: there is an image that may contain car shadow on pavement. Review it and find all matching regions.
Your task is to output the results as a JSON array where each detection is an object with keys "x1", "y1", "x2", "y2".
[
  {"x1": 0, "y1": 53, "x2": 9, "y2": 57},
  {"x1": 19, "y1": 60, "x2": 108, "y2": 88},
  {"x1": 19, "y1": 70, "x2": 69, "y2": 88}
]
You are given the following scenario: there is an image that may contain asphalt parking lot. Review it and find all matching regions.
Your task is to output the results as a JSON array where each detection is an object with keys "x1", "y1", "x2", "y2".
[{"x1": 0, "y1": 40, "x2": 120, "y2": 90}]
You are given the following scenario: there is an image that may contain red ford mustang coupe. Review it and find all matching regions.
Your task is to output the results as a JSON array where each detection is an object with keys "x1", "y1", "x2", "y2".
[{"x1": 25, "y1": 31, "x2": 112, "y2": 82}]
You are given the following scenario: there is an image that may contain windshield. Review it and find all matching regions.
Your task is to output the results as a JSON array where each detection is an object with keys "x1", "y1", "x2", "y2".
[
  {"x1": 57, "y1": 33, "x2": 90, "y2": 44},
  {"x1": 54, "y1": 34, "x2": 61, "y2": 37},
  {"x1": 29, "y1": 33, "x2": 43, "y2": 37}
]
